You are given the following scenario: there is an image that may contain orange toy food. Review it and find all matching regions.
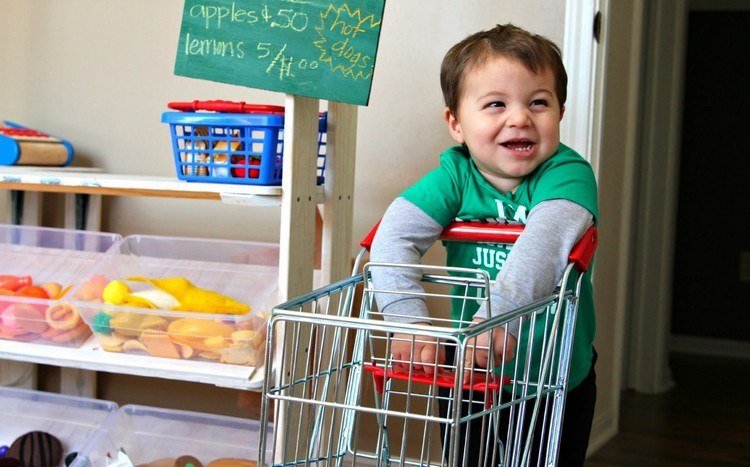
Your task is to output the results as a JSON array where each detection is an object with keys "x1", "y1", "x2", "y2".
[
  {"x1": 167, "y1": 318, "x2": 235, "y2": 352},
  {"x1": 15, "y1": 285, "x2": 50, "y2": 299},
  {"x1": 41, "y1": 282, "x2": 63, "y2": 299},
  {"x1": 0, "y1": 275, "x2": 32, "y2": 292},
  {"x1": 141, "y1": 331, "x2": 181, "y2": 359},
  {"x1": 75, "y1": 275, "x2": 109, "y2": 301},
  {"x1": 45, "y1": 303, "x2": 82, "y2": 330}
]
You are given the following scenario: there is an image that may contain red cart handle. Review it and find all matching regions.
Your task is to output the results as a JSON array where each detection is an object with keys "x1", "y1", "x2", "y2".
[
  {"x1": 364, "y1": 363, "x2": 508, "y2": 395},
  {"x1": 167, "y1": 100, "x2": 285, "y2": 115},
  {"x1": 361, "y1": 221, "x2": 598, "y2": 273}
]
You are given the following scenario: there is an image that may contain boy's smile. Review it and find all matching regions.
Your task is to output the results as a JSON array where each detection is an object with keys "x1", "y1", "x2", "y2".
[{"x1": 445, "y1": 55, "x2": 564, "y2": 193}]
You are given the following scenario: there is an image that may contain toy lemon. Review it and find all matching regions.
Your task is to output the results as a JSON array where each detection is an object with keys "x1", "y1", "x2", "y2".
[{"x1": 167, "y1": 318, "x2": 235, "y2": 351}]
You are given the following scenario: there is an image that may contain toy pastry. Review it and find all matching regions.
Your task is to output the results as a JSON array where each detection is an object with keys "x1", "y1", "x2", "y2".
[
  {"x1": 45, "y1": 303, "x2": 82, "y2": 330},
  {"x1": 140, "y1": 331, "x2": 181, "y2": 359},
  {"x1": 167, "y1": 318, "x2": 234, "y2": 351},
  {"x1": 7, "y1": 431, "x2": 63, "y2": 467}
]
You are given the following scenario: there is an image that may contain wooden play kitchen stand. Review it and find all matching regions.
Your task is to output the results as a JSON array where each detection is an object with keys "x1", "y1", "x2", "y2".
[{"x1": 0, "y1": 2, "x2": 384, "y2": 455}]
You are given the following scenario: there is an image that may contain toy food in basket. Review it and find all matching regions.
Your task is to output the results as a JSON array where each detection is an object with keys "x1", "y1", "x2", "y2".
[
  {"x1": 161, "y1": 100, "x2": 327, "y2": 186},
  {"x1": 74, "y1": 234, "x2": 279, "y2": 367},
  {"x1": 0, "y1": 275, "x2": 93, "y2": 346},
  {"x1": 80, "y1": 276, "x2": 268, "y2": 365},
  {"x1": 0, "y1": 225, "x2": 121, "y2": 347}
]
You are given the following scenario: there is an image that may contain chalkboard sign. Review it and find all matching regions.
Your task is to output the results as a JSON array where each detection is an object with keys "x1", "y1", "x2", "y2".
[{"x1": 174, "y1": 0, "x2": 386, "y2": 106}]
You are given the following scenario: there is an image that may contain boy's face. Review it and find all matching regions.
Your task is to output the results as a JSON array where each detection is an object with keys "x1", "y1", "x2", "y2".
[{"x1": 445, "y1": 55, "x2": 564, "y2": 193}]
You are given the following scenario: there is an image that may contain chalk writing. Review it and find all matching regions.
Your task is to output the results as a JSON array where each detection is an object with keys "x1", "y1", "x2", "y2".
[{"x1": 175, "y1": 0, "x2": 386, "y2": 105}]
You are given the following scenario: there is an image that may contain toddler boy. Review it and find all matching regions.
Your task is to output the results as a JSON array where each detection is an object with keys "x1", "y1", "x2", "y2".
[{"x1": 370, "y1": 23, "x2": 598, "y2": 466}]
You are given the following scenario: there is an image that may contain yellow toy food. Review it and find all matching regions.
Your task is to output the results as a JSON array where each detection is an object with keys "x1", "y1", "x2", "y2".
[
  {"x1": 167, "y1": 318, "x2": 234, "y2": 351},
  {"x1": 101, "y1": 277, "x2": 249, "y2": 315},
  {"x1": 128, "y1": 277, "x2": 249, "y2": 315}
]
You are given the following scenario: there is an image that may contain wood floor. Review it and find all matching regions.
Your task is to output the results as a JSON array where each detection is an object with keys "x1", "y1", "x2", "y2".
[{"x1": 586, "y1": 353, "x2": 750, "y2": 466}]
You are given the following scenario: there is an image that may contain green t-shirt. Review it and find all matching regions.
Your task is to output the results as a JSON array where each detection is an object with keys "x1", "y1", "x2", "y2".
[{"x1": 401, "y1": 143, "x2": 598, "y2": 390}]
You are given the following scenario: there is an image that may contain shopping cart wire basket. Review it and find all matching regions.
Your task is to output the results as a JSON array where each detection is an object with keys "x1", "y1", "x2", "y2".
[
  {"x1": 162, "y1": 100, "x2": 327, "y2": 186},
  {"x1": 260, "y1": 222, "x2": 597, "y2": 466}
]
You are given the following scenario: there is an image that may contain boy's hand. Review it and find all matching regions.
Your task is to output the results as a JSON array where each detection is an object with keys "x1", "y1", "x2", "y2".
[
  {"x1": 390, "y1": 328, "x2": 445, "y2": 376},
  {"x1": 464, "y1": 318, "x2": 517, "y2": 382}
]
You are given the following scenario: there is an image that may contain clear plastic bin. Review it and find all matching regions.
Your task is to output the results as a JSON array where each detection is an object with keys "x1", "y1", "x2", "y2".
[
  {"x1": 74, "y1": 234, "x2": 279, "y2": 366},
  {"x1": 0, "y1": 386, "x2": 117, "y2": 466},
  {"x1": 73, "y1": 404, "x2": 272, "y2": 466},
  {"x1": 0, "y1": 224, "x2": 121, "y2": 347}
]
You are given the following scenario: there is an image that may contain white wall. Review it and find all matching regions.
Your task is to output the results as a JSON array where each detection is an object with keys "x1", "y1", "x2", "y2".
[{"x1": 1, "y1": 0, "x2": 564, "y2": 248}]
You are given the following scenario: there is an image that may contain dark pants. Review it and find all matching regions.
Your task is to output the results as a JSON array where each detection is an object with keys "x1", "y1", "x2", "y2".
[{"x1": 438, "y1": 350, "x2": 597, "y2": 466}]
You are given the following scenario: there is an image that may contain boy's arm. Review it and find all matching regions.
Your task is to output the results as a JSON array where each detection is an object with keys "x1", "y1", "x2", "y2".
[
  {"x1": 474, "y1": 199, "x2": 594, "y2": 336},
  {"x1": 370, "y1": 197, "x2": 443, "y2": 323}
]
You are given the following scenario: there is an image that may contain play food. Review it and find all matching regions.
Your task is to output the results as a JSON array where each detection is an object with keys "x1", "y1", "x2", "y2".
[
  {"x1": 0, "y1": 225, "x2": 120, "y2": 347},
  {"x1": 75, "y1": 234, "x2": 277, "y2": 365},
  {"x1": 128, "y1": 277, "x2": 250, "y2": 315},
  {"x1": 7, "y1": 431, "x2": 64, "y2": 467},
  {"x1": 0, "y1": 275, "x2": 32, "y2": 292}
]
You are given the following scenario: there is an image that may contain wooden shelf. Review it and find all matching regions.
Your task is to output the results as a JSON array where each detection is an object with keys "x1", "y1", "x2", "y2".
[
  {"x1": 0, "y1": 166, "x2": 324, "y2": 206},
  {"x1": 0, "y1": 336, "x2": 264, "y2": 390}
]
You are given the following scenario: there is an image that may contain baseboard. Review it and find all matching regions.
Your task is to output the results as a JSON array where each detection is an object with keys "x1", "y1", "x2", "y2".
[
  {"x1": 586, "y1": 409, "x2": 617, "y2": 457},
  {"x1": 670, "y1": 334, "x2": 750, "y2": 360}
]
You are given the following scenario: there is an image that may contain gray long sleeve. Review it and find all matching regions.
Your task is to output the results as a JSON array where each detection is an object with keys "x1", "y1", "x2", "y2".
[
  {"x1": 473, "y1": 200, "x2": 593, "y2": 334},
  {"x1": 370, "y1": 197, "x2": 443, "y2": 323},
  {"x1": 370, "y1": 197, "x2": 593, "y2": 332}
]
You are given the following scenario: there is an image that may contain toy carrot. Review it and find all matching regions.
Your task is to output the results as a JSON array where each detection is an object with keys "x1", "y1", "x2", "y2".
[{"x1": 0, "y1": 275, "x2": 32, "y2": 292}]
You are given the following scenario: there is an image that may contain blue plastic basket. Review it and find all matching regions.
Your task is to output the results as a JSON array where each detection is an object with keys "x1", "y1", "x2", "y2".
[{"x1": 161, "y1": 102, "x2": 326, "y2": 186}]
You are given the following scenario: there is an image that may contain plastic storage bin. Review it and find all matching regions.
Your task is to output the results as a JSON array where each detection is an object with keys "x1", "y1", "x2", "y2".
[
  {"x1": 0, "y1": 386, "x2": 117, "y2": 466},
  {"x1": 74, "y1": 234, "x2": 278, "y2": 366},
  {"x1": 162, "y1": 100, "x2": 327, "y2": 186},
  {"x1": 0, "y1": 225, "x2": 121, "y2": 347},
  {"x1": 73, "y1": 404, "x2": 272, "y2": 466}
]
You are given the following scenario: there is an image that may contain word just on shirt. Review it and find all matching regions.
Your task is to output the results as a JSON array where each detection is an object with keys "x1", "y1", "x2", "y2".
[{"x1": 459, "y1": 200, "x2": 528, "y2": 271}]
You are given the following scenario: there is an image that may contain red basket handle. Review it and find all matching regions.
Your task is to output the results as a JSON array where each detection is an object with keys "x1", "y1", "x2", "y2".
[
  {"x1": 361, "y1": 221, "x2": 598, "y2": 272},
  {"x1": 167, "y1": 100, "x2": 286, "y2": 115}
]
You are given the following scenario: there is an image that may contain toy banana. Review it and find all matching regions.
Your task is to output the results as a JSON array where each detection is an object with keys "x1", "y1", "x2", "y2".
[{"x1": 106, "y1": 277, "x2": 249, "y2": 315}]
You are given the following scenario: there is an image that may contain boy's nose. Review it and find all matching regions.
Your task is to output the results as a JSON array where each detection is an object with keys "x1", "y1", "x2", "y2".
[{"x1": 506, "y1": 107, "x2": 531, "y2": 127}]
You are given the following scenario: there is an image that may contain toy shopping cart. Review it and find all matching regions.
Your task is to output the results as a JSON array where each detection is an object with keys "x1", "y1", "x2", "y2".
[{"x1": 260, "y1": 222, "x2": 597, "y2": 466}]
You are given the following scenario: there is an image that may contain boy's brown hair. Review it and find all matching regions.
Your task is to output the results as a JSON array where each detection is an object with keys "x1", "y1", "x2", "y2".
[{"x1": 440, "y1": 23, "x2": 567, "y2": 115}]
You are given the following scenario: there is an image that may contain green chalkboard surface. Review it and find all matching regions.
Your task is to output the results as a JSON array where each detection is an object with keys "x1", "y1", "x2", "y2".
[{"x1": 174, "y1": 0, "x2": 386, "y2": 105}]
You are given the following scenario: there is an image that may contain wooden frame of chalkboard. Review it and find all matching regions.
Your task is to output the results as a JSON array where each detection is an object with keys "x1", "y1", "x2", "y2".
[{"x1": 174, "y1": 0, "x2": 386, "y2": 106}]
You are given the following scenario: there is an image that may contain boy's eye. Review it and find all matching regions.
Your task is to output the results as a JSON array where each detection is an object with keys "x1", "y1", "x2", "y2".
[
  {"x1": 487, "y1": 101, "x2": 506, "y2": 109},
  {"x1": 531, "y1": 99, "x2": 549, "y2": 107}
]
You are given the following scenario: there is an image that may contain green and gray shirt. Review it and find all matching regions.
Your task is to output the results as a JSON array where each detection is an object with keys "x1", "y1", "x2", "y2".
[{"x1": 370, "y1": 143, "x2": 598, "y2": 390}]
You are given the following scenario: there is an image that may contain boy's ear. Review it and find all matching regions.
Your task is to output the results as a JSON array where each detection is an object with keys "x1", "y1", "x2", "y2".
[
  {"x1": 560, "y1": 105, "x2": 565, "y2": 121},
  {"x1": 444, "y1": 107, "x2": 465, "y2": 144}
]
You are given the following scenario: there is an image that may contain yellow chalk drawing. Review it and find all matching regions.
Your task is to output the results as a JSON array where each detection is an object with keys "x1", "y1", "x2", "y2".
[{"x1": 313, "y1": 3, "x2": 381, "y2": 81}]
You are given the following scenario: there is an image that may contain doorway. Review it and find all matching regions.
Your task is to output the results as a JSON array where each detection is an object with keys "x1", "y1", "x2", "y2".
[
  {"x1": 629, "y1": 0, "x2": 750, "y2": 395},
  {"x1": 670, "y1": 8, "x2": 750, "y2": 356}
]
